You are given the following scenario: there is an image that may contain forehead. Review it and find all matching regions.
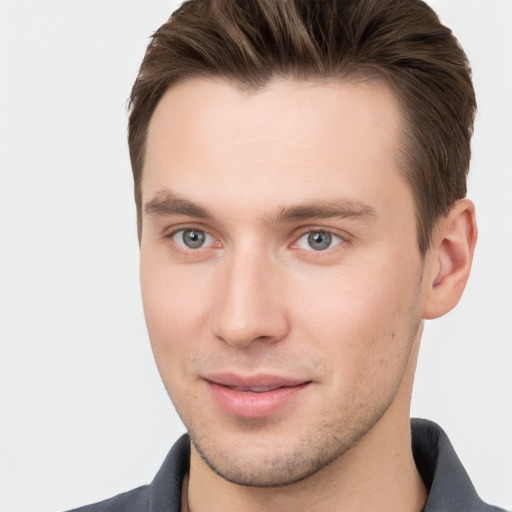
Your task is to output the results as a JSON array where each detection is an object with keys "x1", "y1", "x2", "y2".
[{"x1": 142, "y1": 77, "x2": 410, "y2": 221}]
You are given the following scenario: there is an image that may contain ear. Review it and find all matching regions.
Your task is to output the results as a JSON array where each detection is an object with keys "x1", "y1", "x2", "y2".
[{"x1": 422, "y1": 198, "x2": 478, "y2": 319}]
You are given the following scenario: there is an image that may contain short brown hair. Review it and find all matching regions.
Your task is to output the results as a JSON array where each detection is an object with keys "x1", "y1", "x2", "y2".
[{"x1": 128, "y1": 0, "x2": 476, "y2": 255}]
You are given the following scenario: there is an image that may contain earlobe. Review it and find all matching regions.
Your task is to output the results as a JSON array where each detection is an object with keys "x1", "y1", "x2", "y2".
[{"x1": 422, "y1": 199, "x2": 478, "y2": 320}]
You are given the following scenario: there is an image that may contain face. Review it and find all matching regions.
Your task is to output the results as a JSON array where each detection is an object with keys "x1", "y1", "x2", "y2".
[{"x1": 140, "y1": 78, "x2": 430, "y2": 486}]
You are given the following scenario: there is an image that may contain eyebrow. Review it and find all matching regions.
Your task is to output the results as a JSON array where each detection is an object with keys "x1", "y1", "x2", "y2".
[
  {"x1": 269, "y1": 199, "x2": 378, "y2": 224},
  {"x1": 144, "y1": 190, "x2": 378, "y2": 224},
  {"x1": 144, "y1": 190, "x2": 212, "y2": 219}
]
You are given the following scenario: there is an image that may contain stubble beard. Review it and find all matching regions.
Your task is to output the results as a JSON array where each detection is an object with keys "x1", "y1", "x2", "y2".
[
  {"x1": 184, "y1": 322, "x2": 421, "y2": 488},
  {"x1": 186, "y1": 391, "x2": 396, "y2": 488}
]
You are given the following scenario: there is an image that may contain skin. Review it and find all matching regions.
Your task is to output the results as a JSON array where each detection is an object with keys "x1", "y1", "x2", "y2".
[{"x1": 139, "y1": 78, "x2": 476, "y2": 512}]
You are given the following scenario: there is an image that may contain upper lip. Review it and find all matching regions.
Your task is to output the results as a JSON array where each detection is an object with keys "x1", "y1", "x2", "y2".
[{"x1": 204, "y1": 373, "x2": 310, "y2": 391}]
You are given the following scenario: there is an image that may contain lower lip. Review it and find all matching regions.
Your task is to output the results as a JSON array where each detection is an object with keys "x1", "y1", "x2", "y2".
[{"x1": 206, "y1": 381, "x2": 310, "y2": 419}]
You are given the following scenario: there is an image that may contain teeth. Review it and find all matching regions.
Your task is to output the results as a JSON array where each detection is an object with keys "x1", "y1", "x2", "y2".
[{"x1": 229, "y1": 386, "x2": 276, "y2": 392}]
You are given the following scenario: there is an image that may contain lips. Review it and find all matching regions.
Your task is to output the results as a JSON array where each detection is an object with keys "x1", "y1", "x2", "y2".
[{"x1": 204, "y1": 373, "x2": 311, "y2": 418}]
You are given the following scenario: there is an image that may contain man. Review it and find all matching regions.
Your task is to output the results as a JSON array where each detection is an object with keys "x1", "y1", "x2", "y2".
[{"x1": 67, "y1": 0, "x2": 504, "y2": 511}]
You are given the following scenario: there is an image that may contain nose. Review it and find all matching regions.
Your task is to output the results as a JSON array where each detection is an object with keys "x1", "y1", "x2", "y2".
[{"x1": 211, "y1": 249, "x2": 290, "y2": 348}]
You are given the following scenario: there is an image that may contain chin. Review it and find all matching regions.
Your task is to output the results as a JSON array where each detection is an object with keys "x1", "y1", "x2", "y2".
[
  {"x1": 186, "y1": 402, "x2": 389, "y2": 488},
  {"x1": 190, "y1": 433, "x2": 342, "y2": 487}
]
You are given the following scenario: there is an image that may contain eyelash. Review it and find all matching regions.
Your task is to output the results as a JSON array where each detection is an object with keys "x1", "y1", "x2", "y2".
[{"x1": 163, "y1": 225, "x2": 349, "y2": 255}]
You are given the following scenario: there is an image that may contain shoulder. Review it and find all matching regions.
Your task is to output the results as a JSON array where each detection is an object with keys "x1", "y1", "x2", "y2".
[
  {"x1": 412, "y1": 419, "x2": 508, "y2": 512},
  {"x1": 63, "y1": 434, "x2": 190, "y2": 512},
  {"x1": 65, "y1": 485, "x2": 149, "y2": 512}
]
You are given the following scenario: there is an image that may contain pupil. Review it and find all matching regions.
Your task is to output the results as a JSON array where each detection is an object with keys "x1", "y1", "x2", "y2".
[
  {"x1": 183, "y1": 230, "x2": 205, "y2": 248},
  {"x1": 308, "y1": 231, "x2": 331, "y2": 251}
]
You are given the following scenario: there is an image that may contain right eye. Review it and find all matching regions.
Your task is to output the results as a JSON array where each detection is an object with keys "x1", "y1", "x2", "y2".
[{"x1": 171, "y1": 229, "x2": 215, "y2": 250}]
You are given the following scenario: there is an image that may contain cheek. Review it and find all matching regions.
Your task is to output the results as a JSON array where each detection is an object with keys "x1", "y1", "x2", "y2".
[
  {"x1": 141, "y1": 270, "x2": 209, "y2": 417},
  {"x1": 291, "y1": 260, "x2": 422, "y2": 382},
  {"x1": 140, "y1": 258, "x2": 212, "y2": 376}
]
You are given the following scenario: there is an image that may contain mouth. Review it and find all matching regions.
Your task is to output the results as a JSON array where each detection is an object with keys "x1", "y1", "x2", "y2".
[{"x1": 204, "y1": 373, "x2": 312, "y2": 419}]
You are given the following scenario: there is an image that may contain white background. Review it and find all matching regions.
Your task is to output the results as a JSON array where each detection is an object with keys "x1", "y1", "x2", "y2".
[{"x1": 0, "y1": 1, "x2": 511, "y2": 511}]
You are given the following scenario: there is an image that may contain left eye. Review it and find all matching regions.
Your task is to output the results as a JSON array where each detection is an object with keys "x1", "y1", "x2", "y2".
[
  {"x1": 172, "y1": 229, "x2": 214, "y2": 249},
  {"x1": 296, "y1": 231, "x2": 343, "y2": 251}
]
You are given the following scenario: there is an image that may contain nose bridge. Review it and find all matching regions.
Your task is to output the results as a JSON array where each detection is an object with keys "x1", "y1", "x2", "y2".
[{"x1": 212, "y1": 243, "x2": 289, "y2": 347}]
